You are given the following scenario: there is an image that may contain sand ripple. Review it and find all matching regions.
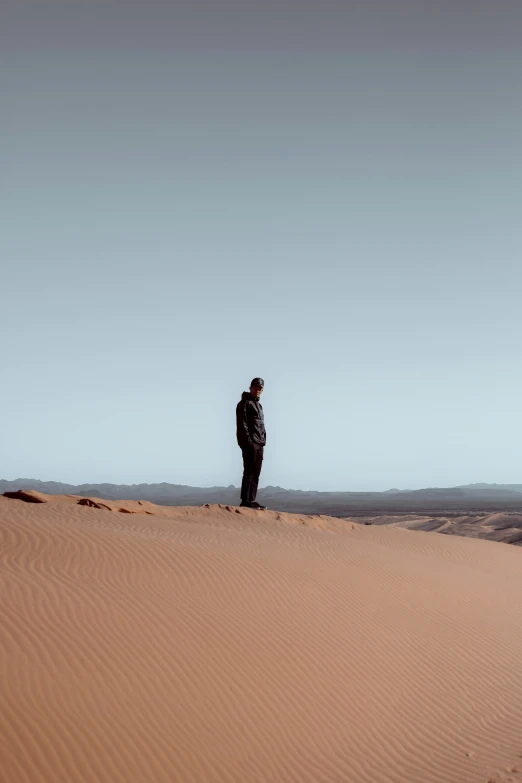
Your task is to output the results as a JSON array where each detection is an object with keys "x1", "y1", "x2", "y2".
[{"x1": 2, "y1": 495, "x2": 522, "y2": 782}]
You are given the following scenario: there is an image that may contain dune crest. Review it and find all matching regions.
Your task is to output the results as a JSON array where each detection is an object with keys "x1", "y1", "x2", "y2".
[
  {"x1": 2, "y1": 493, "x2": 522, "y2": 783},
  {"x1": 3, "y1": 488, "x2": 48, "y2": 503}
]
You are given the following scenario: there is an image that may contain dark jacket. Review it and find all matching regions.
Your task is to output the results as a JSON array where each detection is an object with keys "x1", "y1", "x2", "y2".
[{"x1": 236, "y1": 391, "x2": 266, "y2": 449}]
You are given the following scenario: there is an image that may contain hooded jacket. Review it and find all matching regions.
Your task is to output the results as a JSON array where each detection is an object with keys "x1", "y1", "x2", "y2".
[{"x1": 236, "y1": 391, "x2": 266, "y2": 449}]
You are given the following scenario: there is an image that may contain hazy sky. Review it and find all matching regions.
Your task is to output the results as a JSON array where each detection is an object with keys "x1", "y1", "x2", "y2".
[{"x1": 2, "y1": 0, "x2": 522, "y2": 491}]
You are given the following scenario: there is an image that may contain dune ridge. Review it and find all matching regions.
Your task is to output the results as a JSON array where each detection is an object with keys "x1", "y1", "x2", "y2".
[
  {"x1": 2, "y1": 493, "x2": 522, "y2": 783},
  {"x1": 351, "y1": 512, "x2": 522, "y2": 546}
]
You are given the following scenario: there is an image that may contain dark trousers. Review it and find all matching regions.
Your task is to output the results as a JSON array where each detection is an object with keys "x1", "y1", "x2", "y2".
[{"x1": 240, "y1": 445, "x2": 264, "y2": 504}]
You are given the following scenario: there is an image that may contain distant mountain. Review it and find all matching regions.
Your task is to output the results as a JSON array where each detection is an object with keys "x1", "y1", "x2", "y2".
[
  {"x1": 459, "y1": 482, "x2": 522, "y2": 492},
  {"x1": 2, "y1": 478, "x2": 522, "y2": 516}
]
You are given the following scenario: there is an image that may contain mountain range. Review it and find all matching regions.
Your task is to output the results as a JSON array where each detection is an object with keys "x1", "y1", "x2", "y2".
[{"x1": 2, "y1": 479, "x2": 522, "y2": 516}]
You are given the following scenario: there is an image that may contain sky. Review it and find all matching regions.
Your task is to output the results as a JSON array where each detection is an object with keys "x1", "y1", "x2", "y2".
[{"x1": 2, "y1": 0, "x2": 522, "y2": 492}]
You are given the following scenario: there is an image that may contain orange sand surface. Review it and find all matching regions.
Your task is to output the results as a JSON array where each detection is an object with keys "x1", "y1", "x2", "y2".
[{"x1": 2, "y1": 492, "x2": 522, "y2": 783}]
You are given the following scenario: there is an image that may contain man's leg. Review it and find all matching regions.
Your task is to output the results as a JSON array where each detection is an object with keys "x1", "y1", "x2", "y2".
[
  {"x1": 248, "y1": 446, "x2": 264, "y2": 504},
  {"x1": 240, "y1": 446, "x2": 256, "y2": 504}
]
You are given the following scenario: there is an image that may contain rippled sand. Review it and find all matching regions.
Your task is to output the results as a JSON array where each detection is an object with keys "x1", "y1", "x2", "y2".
[{"x1": 2, "y1": 492, "x2": 522, "y2": 783}]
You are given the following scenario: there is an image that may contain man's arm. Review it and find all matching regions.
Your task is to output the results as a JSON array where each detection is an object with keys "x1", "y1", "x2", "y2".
[{"x1": 236, "y1": 401, "x2": 252, "y2": 447}]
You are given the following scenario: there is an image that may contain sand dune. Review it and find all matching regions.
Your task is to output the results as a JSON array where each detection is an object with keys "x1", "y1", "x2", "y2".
[
  {"x1": 2, "y1": 493, "x2": 522, "y2": 783},
  {"x1": 356, "y1": 512, "x2": 522, "y2": 545}
]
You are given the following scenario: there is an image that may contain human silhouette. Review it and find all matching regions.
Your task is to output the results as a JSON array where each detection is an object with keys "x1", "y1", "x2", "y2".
[{"x1": 236, "y1": 378, "x2": 267, "y2": 509}]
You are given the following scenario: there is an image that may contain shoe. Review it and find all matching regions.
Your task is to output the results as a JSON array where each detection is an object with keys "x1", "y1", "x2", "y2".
[
  {"x1": 240, "y1": 502, "x2": 255, "y2": 508},
  {"x1": 251, "y1": 501, "x2": 267, "y2": 510}
]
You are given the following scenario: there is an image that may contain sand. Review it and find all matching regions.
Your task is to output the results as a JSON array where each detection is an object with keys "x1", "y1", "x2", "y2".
[
  {"x1": 347, "y1": 512, "x2": 522, "y2": 546},
  {"x1": 2, "y1": 493, "x2": 522, "y2": 783}
]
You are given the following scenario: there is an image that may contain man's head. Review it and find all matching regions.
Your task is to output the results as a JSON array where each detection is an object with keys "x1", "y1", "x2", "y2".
[{"x1": 250, "y1": 377, "x2": 264, "y2": 399}]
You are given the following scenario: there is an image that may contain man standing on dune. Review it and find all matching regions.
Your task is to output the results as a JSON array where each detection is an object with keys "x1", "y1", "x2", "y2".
[{"x1": 236, "y1": 378, "x2": 267, "y2": 509}]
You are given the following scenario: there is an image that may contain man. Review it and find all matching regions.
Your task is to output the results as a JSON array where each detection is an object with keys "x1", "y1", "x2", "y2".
[{"x1": 236, "y1": 377, "x2": 267, "y2": 509}]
